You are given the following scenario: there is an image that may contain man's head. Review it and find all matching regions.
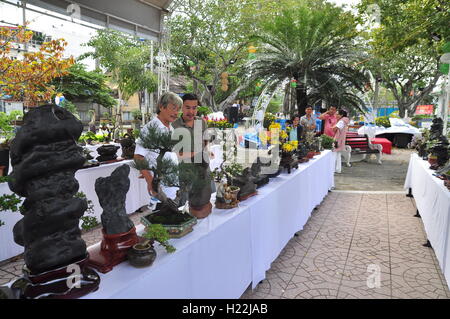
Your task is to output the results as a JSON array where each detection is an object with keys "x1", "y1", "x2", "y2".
[
  {"x1": 182, "y1": 93, "x2": 199, "y2": 122},
  {"x1": 328, "y1": 106, "x2": 337, "y2": 115},
  {"x1": 305, "y1": 106, "x2": 313, "y2": 115},
  {"x1": 337, "y1": 109, "x2": 348, "y2": 119},
  {"x1": 291, "y1": 114, "x2": 300, "y2": 127},
  {"x1": 157, "y1": 92, "x2": 182, "y2": 123}
]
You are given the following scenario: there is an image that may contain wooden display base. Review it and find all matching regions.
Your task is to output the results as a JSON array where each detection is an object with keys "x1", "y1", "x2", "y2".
[
  {"x1": 215, "y1": 200, "x2": 239, "y2": 209},
  {"x1": 8, "y1": 255, "x2": 100, "y2": 299},
  {"x1": 238, "y1": 191, "x2": 258, "y2": 201},
  {"x1": 87, "y1": 227, "x2": 139, "y2": 273},
  {"x1": 189, "y1": 202, "x2": 213, "y2": 219}
]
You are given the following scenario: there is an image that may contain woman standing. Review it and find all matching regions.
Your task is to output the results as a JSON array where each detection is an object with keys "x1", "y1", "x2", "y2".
[{"x1": 332, "y1": 109, "x2": 350, "y2": 173}]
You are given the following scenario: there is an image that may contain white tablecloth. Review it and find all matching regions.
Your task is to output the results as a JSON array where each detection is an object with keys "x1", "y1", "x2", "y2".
[
  {"x1": 83, "y1": 150, "x2": 336, "y2": 299},
  {"x1": 404, "y1": 153, "x2": 450, "y2": 288},
  {"x1": 0, "y1": 160, "x2": 150, "y2": 262},
  {"x1": 0, "y1": 183, "x2": 23, "y2": 262}
]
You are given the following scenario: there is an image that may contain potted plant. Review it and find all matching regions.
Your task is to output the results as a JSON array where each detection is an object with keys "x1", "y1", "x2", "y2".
[
  {"x1": 134, "y1": 124, "x2": 204, "y2": 238},
  {"x1": 127, "y1": 224, "x2": 175, "y2": 268},
  {"x1": 320, "y1": 134, "x2": 335, "y2": 150}
]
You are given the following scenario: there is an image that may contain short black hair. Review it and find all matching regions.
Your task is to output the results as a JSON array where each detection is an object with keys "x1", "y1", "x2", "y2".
[
  {"x1": 291, "y1": 114, "x2": 300, "y2": 122},
  {"x1": 182, "y1": 93, "x2": 198, "y2": 102},
  {"x1": 338, "y1": 109, "x2": 348, "y2": 117}
]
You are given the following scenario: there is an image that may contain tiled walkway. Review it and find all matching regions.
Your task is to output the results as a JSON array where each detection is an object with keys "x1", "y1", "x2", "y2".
[{"x1": 241, "y1": 192, "x2": 450, "y2": 299}]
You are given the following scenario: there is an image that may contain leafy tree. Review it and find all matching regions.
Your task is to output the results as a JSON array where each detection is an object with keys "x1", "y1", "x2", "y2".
[
  {"x1": 247, "y1": 1, "x2": 368, "y2": 116},
  {"x1": 51, "y1": 63, "x2": 116, "y2": 109},
  {"x1": 168, "y1": 0, "x2": 254, "y2": 111},
  {"x1": 357, "y1": 0, "x2": 449, "y2": 117},
  {"x1": 0, "y1": 25, "x2": 74, "y2": 106},
  {"x1": 80, "y1": 29, "x2": 157, "y2": 128}
]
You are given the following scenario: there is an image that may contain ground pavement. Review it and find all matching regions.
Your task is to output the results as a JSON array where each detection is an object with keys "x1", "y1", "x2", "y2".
[{"x1": 241, "y1": 148, "x2": 450, "y2": 299}]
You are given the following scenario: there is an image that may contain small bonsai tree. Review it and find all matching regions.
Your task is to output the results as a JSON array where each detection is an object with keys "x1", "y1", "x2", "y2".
[
  {"x1": 142, "y1": 223, "x2": 175, "y2": 253},
  {"x1": 320, "y1": 134, "x2": 335, "y2": 150},
  {"x1": 75, "y1": 192, "x2": 99, "y2": 231}
]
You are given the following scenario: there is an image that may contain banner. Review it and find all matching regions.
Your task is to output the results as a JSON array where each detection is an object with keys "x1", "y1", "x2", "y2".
[{"x1": 415, "y1": 105, "x2": 434, "y2": 115}]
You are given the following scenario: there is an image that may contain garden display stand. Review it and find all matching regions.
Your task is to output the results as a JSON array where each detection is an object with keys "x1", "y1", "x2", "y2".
[{"x1": 87, "y1": 227, "x2": 140, "y2": 273}]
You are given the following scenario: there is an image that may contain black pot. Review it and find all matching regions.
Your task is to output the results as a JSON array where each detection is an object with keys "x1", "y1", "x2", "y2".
[{"x1": 127, "y1": 242, "x2": 156, "y2": 268}]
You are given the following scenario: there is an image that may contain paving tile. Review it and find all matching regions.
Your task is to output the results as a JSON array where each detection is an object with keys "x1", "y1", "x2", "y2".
[
  {"x1": 0, "y1": 269, "x2": 20, "y2": 286},
  {"x1": 282, "y1": 280, "x2": 340, "y2": 299},
  {"x1": 345, "y1": 249, "x2": 390, "y2": 275},
  {"x1": 245, "y1": 270, "x2": 291, "y2": 298},
  {"x1": 299, "y1": 249, "x2": 347, "y2": 284},
  {"x1": 391, "y1": 273, "x2": 448, "y2": 299},
  {"x1": 0, "y1": 259, "x2": 24, "y2": 276},
  {"x1": 389, "y1": 235, "x2": 434, "y2": 264},
  {"x1": 349, "y1": 230, "x2": 390, "y2": 252}
]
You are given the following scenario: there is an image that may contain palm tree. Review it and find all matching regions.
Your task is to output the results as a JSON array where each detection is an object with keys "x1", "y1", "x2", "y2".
[{"x1": 248, "y1": 1, "x2": 369, "y2": 116}]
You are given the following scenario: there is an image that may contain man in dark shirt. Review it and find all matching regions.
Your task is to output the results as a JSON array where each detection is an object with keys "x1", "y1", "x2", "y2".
[{"x1": 172, "y1": 93, "x2": 213, "y2": 218}]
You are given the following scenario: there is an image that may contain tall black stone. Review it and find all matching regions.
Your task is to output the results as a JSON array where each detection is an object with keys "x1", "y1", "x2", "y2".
[
  {"x1": 6, "y1": 104, "x2": 99, "y2": 298},
  {"x1": 95, "y1": 164, "x2": 134, "y2": 235}
]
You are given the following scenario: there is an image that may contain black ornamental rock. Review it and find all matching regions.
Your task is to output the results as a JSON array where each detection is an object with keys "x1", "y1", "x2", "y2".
[
  {"x1": 95, "y1": 164, "x2": 134, "y2": 235},
  {"x1": 9, "y1": 104, "x2": 87, "y2": 274}
]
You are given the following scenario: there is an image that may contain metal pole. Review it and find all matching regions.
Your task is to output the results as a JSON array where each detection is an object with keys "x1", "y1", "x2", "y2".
[
  {"x1": 149, "y1": 40, "x2": 154, "y2": 118},
  {"x1": 444, "y1": 71, "x2": 450, "y2": 134}
]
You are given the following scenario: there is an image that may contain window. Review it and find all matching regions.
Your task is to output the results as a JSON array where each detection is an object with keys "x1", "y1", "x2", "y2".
[{"x1": 122, "y1": 112, "x2": 133, "y2": 121}]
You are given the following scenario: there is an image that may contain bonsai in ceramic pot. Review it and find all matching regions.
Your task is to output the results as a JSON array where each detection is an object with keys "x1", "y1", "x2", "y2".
[
  {"x1": 128, "y1": 224, "x2": 175, "y2": 268},
  {"x1": 134, "y1": 124, "x2": 205, "y2": 238}
]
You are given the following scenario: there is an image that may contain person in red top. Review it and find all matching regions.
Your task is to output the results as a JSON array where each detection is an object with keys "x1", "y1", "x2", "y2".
[{"x1": 318, "y1": 106, "x2": 338, "y2": 137}]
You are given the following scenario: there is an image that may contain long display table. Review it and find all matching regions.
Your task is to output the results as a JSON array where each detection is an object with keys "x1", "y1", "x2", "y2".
[
  {"x1": 404, "y1": 153, "x2": 450, "y2": 288},
  {"x1": 83, "y1": 150, "x2": 336, "y2": 299}
]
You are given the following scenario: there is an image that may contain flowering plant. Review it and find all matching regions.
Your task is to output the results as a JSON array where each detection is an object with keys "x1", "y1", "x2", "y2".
[
  {"x1": 281, "y1": 140, "x2": 298, "y2": 153},
  {"x1": 207, "y1": 119, "x2": 233, "y2": 129}
]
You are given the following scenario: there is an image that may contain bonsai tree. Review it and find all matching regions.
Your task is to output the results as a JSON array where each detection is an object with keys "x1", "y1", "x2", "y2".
[
  {"x1": 132, "y1": 123, "x2": 203, "y2": 219},
  {"x1": 320, "y1": 134, "x2": 335, "y2": 150},
  {"x1": 142, "y1": 223, "x2": 176, "y2": 253}
]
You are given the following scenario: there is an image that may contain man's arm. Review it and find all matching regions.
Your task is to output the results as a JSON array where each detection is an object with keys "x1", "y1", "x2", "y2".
[
  {"x1": 134, "y1": 154, "x2": 156, "y2": 196},
  {"x1": 318, "y1": 112, "x2": 329, "y2": 120}
]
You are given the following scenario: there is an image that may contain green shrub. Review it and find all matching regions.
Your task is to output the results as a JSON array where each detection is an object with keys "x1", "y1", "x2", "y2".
[
  {"x1": 320, "y1": 134, "x2": 335, "y2": 149},
  {"x1": 375, "y1": 116, "x2": 391, "y2": 128},
  {"x1": 197, "y1": 106, "x2": 212, "y2": 117}
]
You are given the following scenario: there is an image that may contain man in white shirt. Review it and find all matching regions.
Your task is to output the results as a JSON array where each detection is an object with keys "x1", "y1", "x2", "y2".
[{"x1": 134, "y1": 92, "x2": 183, "y2": 199}]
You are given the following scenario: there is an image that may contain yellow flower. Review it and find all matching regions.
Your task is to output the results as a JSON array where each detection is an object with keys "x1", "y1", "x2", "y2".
[
  {"x1": 268, "y1": 122, "x2": 281, "y2": 131},
  {"x1": 280, "y1": 130, "x2": 288, "y2": 140},
  {"x1": 290, "y1": 140, "x2": 298, "y2": 148}
]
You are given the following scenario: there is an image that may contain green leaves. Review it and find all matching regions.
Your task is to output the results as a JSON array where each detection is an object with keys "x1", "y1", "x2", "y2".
[{"x1": 143, "y1": 224, "x2": 176, "y2": 253}]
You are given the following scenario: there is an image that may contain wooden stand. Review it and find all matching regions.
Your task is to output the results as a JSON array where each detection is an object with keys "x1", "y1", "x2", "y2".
[
  {"x1": 10, "y1": 255, "x2": 100, "y2": 299},
  {"x1": 87, "y1": 227, "x2": 139, "y2": 273}
]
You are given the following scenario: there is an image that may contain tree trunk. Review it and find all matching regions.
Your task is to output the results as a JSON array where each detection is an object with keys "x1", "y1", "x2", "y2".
[{"x1": 295, "y1": 82, "x2": 308, "y2": 117}]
